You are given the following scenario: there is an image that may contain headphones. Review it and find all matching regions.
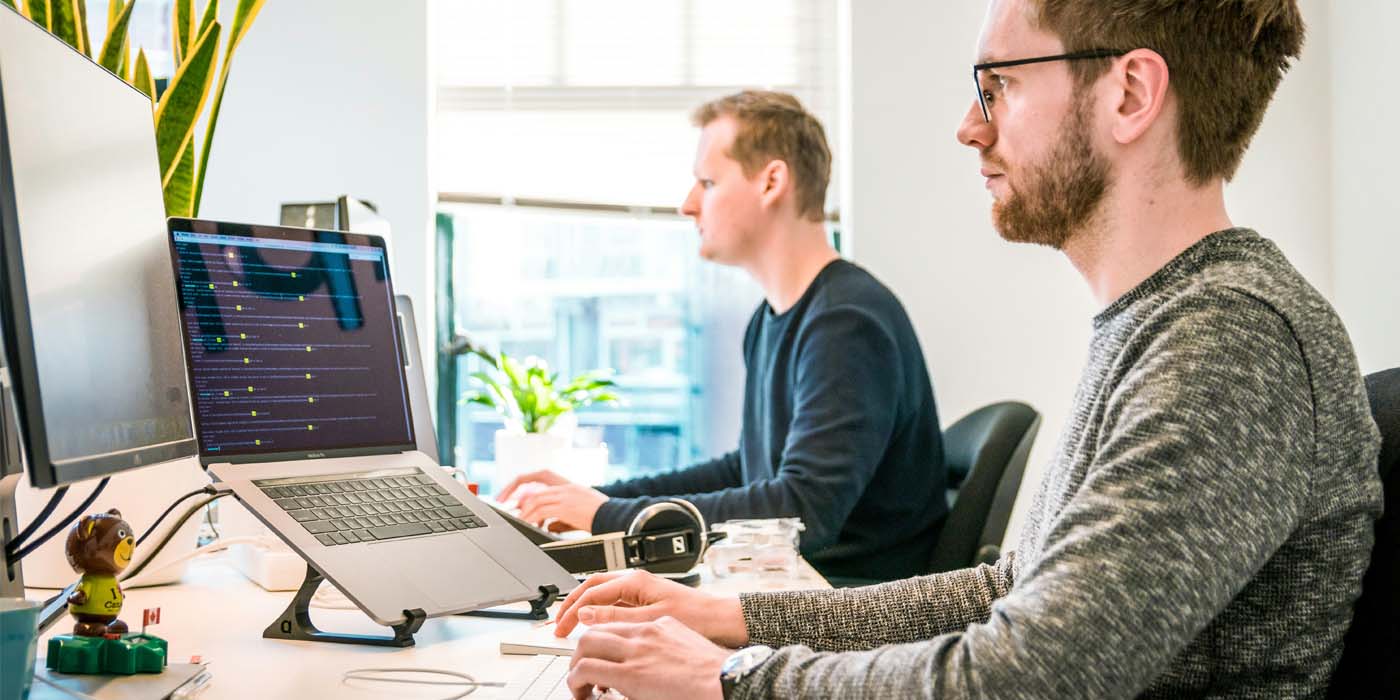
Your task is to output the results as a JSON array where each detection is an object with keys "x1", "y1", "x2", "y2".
[{"x1": 538, "y1": 497, "x2": 726, "y2": 581}]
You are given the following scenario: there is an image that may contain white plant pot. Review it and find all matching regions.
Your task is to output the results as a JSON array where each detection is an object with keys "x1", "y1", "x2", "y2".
[{"x1": 494, "y1": 430, "x2": 571, "y2": 488}]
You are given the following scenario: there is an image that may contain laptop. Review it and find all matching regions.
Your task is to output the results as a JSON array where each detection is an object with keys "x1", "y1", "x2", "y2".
[{"x1": 166, "y1": 218, "x2": 576, "y2": 627}]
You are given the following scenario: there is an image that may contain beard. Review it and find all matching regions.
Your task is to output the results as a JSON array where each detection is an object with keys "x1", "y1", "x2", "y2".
[{"x1": 990, "y1": 95, "x2": 1110, "y2": 250}]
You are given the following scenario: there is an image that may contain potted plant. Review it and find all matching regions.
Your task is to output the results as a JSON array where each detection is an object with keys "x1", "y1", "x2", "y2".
[{"x1": 460, "y1": 346, "x2": 623, "y2": 486}]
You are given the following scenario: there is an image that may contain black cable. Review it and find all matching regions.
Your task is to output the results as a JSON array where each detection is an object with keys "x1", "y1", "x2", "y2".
[
  {"x1": 135, "y1": 486, "x2": 215, "y2": 548},
  {"x1": 6, "y1": 477, "x2": 109, "y2": 562},
  {"x1": 120, "y1": 492, "x2": 229, "y2": 582},
  {"x1": 6, "y1": 485, "x2": 69, "y2": 552}
]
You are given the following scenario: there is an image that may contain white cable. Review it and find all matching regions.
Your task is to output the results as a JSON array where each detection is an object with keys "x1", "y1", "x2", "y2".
[
  {"x1": 341, "y1": 668, "x2": 504, "y2": 699},
  {"x1": 121, "y1": 536, "x2": 265, "y2": 583}
]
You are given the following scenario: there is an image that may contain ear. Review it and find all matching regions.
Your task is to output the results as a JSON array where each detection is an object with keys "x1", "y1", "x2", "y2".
[
  {"x1": 1107, "y1": 48, "x2": 1170, "y2": 145},
  {"x1": 76, "y1": 516, "x2": 96, "y2": 540},
  {"x1": 757, "y1": 159, "x2": 791, "y2": 210},
  {"x1": 106, "y1": 508, "x2": 122, "y2": 518}
]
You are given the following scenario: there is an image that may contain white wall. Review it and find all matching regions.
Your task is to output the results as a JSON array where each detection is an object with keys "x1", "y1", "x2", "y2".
[
  {"x1": 1331, "y1": 1, "x2": 1400, "y2": 374},
  {"x1": 843, "y1": 0, "x2": 1337, "y2": 546},
  {"x1": 198, "y1": 0, "x2": 435, "y2": 394}
]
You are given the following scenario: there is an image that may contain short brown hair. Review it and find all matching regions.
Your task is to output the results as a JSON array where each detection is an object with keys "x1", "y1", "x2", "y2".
[
  {"x1": 692, "y1": 90, "x2": 831, "y2": 222},
  {"x1": 1029, "y1": 0, "x2": 1305, "y2": 184}
]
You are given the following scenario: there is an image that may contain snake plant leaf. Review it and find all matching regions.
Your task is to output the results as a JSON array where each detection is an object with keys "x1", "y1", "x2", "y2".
[
  {"x1": 131, "y1": 48, "x2": 154, "y2": 101},
  {"x1": 97, "y1": 0, "x2": 135, "y2": 74},
  {"x1": 196, "y1": 0, "x2": 216, "y2": 38},
  {"x1": 24, "y1": 0, "x2": 49, "y2": 30},
  {"x1": 163, "y1": 140, "x2": 197, "y2": 216},
  {"x1": 172, "y1": 0, "x2": 193, "y2": 65},
  {"x1": 190, "y1": 0, "x2": 265, "y2": 216},
  {"x1": 48, "y1": 0, "x2": 82, "y2": 53},
  {"x1": 153, "y1": 20, "x2": 220, "y2": 193},
  {"x1": 75, "y1": 0, "x2": 90, "y2": 57},
  {"x1": 0, "y1": 1, "x2": 14, "y2": 12}
]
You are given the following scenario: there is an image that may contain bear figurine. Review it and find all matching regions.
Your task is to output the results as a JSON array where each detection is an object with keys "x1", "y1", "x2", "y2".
[{"x1": 64, "y1": 508, "x2": 135, "y2": 637}]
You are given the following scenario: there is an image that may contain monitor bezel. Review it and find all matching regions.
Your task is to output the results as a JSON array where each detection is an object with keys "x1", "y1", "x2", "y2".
[
  {"x1": 0, "y1": 12, "x2": 199, "y2": 488},
  {"x1": 166, "y1": 217, "x2": 418, "y2": 465}
]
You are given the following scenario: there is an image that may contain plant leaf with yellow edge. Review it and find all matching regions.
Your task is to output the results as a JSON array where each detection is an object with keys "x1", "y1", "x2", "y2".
[
  {"x1": 74, "y1": 0, "x2": 90, "y2": 57},
  {"x1": 163, "y1": 139, "x2": 197, "y2": 217},
  {"x1": 48, "y1": 0, "x2": 81, "y2": 51},
  {"x1": 154, "y1": 20, "x2": 220, "y2": 192},
  {"x1": 0, "y1": 1, "x2": 16, "y2": 12},
  {"x1": 132, "y1": 48, "x2": 155, "y2": 102},
  {"x1": 97, "y1": 0, "x2": 135, "y2": 74},
  {"x1": 172, "y1": 0, "x2": 193, "y2": 66},
  {"x1": 196, "y1": 0, "x2": 216, "y2": 37},
  {"x1": 24, "y1": 0, "x2": 50, "y2": 30},
  {"x1": 191, "y1": 0, "x2": 264, "y2": 215}
]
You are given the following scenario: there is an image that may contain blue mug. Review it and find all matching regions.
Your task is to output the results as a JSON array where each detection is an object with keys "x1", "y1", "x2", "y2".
[{"x1": 0, "y1": 597, "x2": 40, "y2": 700}]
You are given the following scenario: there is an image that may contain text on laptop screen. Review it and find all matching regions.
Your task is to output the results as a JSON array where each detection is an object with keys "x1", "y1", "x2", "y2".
[{"x1": 171, "y1": 229, "x2": 413, "y2": 456}]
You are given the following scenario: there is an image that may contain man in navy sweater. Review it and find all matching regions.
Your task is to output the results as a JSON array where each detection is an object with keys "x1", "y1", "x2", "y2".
[{"x1": 499, "y1": 91, "x2": 947, "y2": 581}]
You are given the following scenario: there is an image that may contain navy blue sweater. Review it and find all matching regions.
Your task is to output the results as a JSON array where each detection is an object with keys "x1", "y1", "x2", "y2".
[{"x1": 593, "y1": 260, "x2": 947, "y2": 580}]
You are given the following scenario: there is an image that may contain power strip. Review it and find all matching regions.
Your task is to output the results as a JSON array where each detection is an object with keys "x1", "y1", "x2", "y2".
[{"x1": 228, "y1": 541, "x2": 306, "y2": 591}]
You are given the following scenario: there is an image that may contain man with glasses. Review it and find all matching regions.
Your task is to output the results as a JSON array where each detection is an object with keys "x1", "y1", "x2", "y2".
[{"x1": 548, "y1": 1, "x2": 1384, "y2": 698}]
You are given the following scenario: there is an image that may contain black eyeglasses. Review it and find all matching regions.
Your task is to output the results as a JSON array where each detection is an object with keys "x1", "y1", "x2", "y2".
[{"x1": 972, "y1": 49, "x2": 1128, "y2": 123}]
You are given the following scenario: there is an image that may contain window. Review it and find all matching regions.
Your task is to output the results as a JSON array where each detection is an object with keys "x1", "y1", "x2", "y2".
[{"x1": 430, "y1": 0, "x2": 839, "y2": 489}]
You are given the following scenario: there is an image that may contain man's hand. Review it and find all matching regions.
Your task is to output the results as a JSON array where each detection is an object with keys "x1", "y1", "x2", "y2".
[
  {"x1": 555, "y1": 570, "x2": 748, "y2": 648},
  {"x1": 498, "y1": 469, "x2": 571, "y2": 503},
  {"x1": 567, "y1": 616, "x2": 728, "y2": 700},
  {"x1": 515, "y1": 482, "x2": 608, "y2": 532}
]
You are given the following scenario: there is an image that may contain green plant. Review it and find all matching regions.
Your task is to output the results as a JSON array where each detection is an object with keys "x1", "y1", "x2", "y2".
[
  {"x1": 461, "y1": 348, "x2": 623, "y2": 434},
  {"x1": 2, "y1": 0, "x2": 265, "y2": 217}
]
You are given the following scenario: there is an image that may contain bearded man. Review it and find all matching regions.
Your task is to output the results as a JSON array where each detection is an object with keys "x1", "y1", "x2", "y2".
[{"x1": 543, "y1": 1, "x2": 1385, "y2": 698}]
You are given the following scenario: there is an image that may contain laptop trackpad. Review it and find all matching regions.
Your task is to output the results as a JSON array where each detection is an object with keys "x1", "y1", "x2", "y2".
[{"x1": 392, "y1": 534, "x2": 529, "y2": 609}]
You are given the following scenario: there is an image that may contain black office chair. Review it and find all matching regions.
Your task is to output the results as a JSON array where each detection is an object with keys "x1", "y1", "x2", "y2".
[
  {"x1": 927, "y1": 401, "x2": 1041, "y2": 574},
  {"x1": 1329, "y1": 368, "x2": 1400, "y2": 697}
]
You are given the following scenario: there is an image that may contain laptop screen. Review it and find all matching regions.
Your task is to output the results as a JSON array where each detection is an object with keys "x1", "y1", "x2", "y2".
[{"x1": 169, "y1": 221, "x2": 414, "y2": 458}]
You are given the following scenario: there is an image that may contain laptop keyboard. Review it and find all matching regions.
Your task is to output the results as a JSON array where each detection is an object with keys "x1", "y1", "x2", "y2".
[{"x1": 254, "y1": 468, "x2": 486, "y2": 547}]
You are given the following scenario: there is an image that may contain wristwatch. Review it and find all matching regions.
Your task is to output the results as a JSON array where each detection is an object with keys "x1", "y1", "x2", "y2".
[{"x1": 719, "y1": 644, "x2": 775, "y2": 699}]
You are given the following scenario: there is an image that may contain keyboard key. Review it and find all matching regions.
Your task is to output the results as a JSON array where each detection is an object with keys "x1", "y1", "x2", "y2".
[
  {"x1": 330, "y1": 519, "x2": 350, "y2": 531},
  {"x1": 427, "y1": 521, "x2": 447, "y2": 533},
  {"x1": 369, "y1": 523, "x2": 431, "y2": 540},
  {"x1": 342, "y1": 530, "x2": 362, "y2": 543},
  {"x1": 444, "y1": 505, "x2": 473, "y2": 518},
  {"x1": 367, "y1": 515, "x2": 387, "y2": 527},
  {"x1": 289, "y1": 510, "x2": 316, "y2": 522},
  {"x1": 273, "y1": 498, "x2": 298, "y2": 511},
  {"x1": 304, "y1": 521, "x2": 335, "y2": 534},
  {"x1": 427, "y1": 484, "x2": 449, "y2": 496},
  {"x1": 351, "y1": 517, "x2": 373, "y2": 529},
  {"x1": 354, "y1": 529, "x2": 374, "y2": 541},
  {"x1": 435, "y1": 496, "x2": 458, "y2": 508},
  {"x1": 348, "y1": 505, "x2": 368, "y2": 516},
  {"x1": 454, "y1": 518, "x2": 473, "y2": 530},
  {"x1": 329, "y1": 532, "x2": 349, "y2": 545},
  {"x1": 315, "y1": 534, "x2": 337, "y2": 546}
]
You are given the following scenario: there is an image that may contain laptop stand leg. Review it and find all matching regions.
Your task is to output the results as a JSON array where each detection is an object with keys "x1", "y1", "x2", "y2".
[
  {"x1": 262, "y1": 563, "x2": 425, "y2": 647},
  {"x1": 459, "y1": 584, "x2": 560, "y2": 621}
]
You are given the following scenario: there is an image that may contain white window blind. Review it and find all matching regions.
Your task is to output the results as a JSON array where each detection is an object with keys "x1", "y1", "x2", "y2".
[{"x1": 429, "y1": 0, "x2": 841, "y2": 210}]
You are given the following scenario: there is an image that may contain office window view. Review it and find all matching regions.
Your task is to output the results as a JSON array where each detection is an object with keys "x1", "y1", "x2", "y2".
[{"x1": 430, "y1": 0, "x2": 839, "y2": 486}]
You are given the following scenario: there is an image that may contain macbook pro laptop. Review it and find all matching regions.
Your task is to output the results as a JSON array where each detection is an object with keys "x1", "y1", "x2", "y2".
[{"x1": 166, "y1": 218, "x2": 576, "y2": 627}]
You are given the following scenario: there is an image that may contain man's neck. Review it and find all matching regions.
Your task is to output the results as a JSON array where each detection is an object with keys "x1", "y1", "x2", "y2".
[
  {"x1": 744, "y1": 220, "x2": 840, "y2": 315},
  {"x1": 1063, "y1": 175, "x2": 1234, "y2": 308}
]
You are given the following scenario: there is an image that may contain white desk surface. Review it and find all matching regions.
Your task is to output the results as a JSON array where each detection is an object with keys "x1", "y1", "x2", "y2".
[{"x1": 31, "y1": 555, "x2": 829, "y2": 699}]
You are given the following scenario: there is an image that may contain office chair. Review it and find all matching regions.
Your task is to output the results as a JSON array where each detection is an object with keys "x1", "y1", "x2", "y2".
[
  {"x1": 927, "y1": 401, "x2": 1041, "y2": 574},
  {"x1": 1329, "y1": 368, "x2": 1400, "y2": 698}
]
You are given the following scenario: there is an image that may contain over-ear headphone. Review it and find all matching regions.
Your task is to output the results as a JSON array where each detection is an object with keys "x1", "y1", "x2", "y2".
[
  {"x1": 626, "y1": 498, "x2": 722, "y2": 575},
  {"x1": 537, "y1": 497, "x2": 726, "y2": 583}
]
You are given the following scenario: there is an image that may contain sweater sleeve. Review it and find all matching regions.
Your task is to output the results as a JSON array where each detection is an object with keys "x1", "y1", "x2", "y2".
[
  {"x1": 591, "y1": 452, "x2": 743, "y2": 532},
  {"x1": 731, "y1": 292, "x2": 1316, "y2": 699},
  {"x1": 740, "y1": 553, "x2": 1016, "y2": 651},
  {"x1": 593, "y1": 306, "x2": 904, "y2": 550}
]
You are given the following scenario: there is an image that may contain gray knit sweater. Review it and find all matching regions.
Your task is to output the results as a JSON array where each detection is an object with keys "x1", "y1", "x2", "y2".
[{"x1": 733, "y1": 229, "x2": 1384, "y2": 699}]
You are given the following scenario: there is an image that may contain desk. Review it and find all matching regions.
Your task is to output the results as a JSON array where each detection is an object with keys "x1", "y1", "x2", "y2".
[{"x1": 32, "y1": 555, "x2": 829, "y2": 699}]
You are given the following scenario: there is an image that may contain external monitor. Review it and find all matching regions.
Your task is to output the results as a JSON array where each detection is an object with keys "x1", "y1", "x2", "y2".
[{"x1": 0, "y1": 6, "x2": 197, "y2": 490}]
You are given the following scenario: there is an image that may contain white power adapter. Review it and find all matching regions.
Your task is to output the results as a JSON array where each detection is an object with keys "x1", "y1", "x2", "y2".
[{"x1": 219, "y1": 498, "x2": 307, "y2": 591}]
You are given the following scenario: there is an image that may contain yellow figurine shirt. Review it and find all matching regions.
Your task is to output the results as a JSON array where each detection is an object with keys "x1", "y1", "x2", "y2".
[{"x1": 70, "y1": 573, "x2": 123, "y2": 617}]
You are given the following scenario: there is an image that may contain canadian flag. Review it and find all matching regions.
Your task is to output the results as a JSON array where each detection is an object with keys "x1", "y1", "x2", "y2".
[{"x1": 142, "y1": 608, "x2": 161, "y2": 632}]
